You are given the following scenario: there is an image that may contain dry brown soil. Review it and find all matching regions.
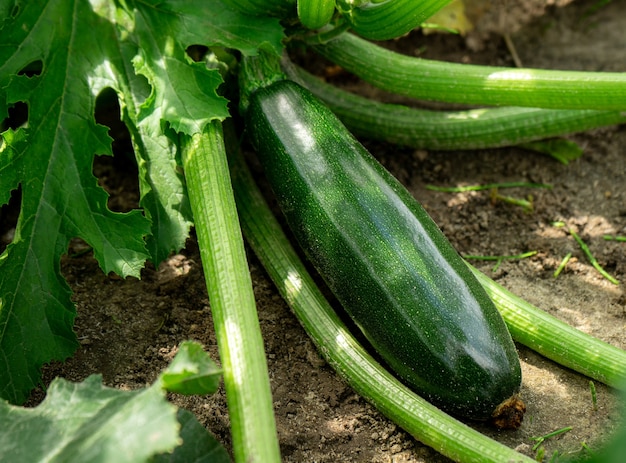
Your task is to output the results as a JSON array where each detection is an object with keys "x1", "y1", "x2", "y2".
[{"x1": 7, "y1": 1, "x2": 626, "y2": 461}]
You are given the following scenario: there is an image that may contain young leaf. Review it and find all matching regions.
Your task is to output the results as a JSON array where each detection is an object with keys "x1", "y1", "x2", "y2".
[
  {"x1": 130, "y1": 12, "x2": 230, "y2": 136},
  {"x1": 159, "y1": 341, "x2": 222, "y2": 395}
]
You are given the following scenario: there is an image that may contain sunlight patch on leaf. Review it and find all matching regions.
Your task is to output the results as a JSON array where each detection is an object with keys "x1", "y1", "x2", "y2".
[{"x1": 146, "y1": 0, "x2": 285, "y2": 57}]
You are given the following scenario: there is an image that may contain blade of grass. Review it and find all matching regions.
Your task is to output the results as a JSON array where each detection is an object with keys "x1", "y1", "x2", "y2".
[
  {"x1": 463, "y1": 251, "x2": 538, "y2": 261},
  {"x1": 426, "y1": 182, "x2": 547, "y2": 212},
  {"x1": 603, "y1": 235, "x2": 626, "y2": 242},
  {"x1": 553, "y1": 252, "x2": 572, "y2": 278},
  {"x1": 464, "y1": 251, "x2": 537, "y2": 272},
  {"x1": 531, "y1": 426, "x2": 573, "y2": 451},
  {"x1": 426, "y1": 182, "x2": 552, "y2": 192},
  {"x1": 463, "y1": 251, "x2": 537, "y2": 272},
  {"x1": 489, "y1": 192, "x2": 533, "y2": 212},
  {"x1": 569, "y1": 229, "x2": 619, "y2": 285},
  {"x1": 181, "y1": 121, "x2": 281, "y2": 463},
  {"x1": 228, "y1": 141, "x2": 534, "y2": 463}
]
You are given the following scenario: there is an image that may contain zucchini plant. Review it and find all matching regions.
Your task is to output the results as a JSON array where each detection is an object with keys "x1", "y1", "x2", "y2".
[{"x1": 1, "y1": 1, "x2": 625, "y2": 462}]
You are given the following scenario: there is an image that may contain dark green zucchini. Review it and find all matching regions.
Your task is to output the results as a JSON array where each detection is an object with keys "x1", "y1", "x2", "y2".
[{"x1": 245, "y1": 78, "x2": 524, "y2": 426}]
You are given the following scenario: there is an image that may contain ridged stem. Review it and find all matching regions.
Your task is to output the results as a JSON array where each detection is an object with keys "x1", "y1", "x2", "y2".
[
  {"x1": 313, "y1": 32, "x2": 626, "y2": 110},
  {"x1": 469, "y1": 265, "x2": 626, "y2": 390},
  {"x1": 337, "y1": 0, "x2": 453, "y2": 40},
  {"x1": 181, "y1": 122, "x2": 281, "y2": 463},
  {"x1": 285, "y1": 63, "x2": 626, "y2": 150}
]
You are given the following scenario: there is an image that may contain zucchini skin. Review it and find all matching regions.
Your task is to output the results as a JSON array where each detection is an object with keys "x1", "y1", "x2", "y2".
[{"x1": 245, "y1": 79, "x2": 522, "y2": 421}]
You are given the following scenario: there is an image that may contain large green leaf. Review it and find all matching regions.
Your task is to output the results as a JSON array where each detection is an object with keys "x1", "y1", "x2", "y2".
[
  {"x1": 0, "y1": 0, "x2": 151, "y2": 405},
  {"x1": 100, "y1": 0, "x2": 285, "y2": 263},
  {"x1": 0, "y1": 0, "x2": 285, "y2": 404},
  {"x1": 0, "y1": 375, "x2": 179, "y2": 463},
  {"x1": 0, "y1": 341, "x2": 229, "y2": 463}
]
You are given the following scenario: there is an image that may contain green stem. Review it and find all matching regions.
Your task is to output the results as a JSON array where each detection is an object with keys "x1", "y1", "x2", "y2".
[
  {"x1": 238, "y1": 50, "x2": 286, "y2": 115},
  {"x1": 312, "y1": 32, "x2": 626, "y2": 110},
  {"x1": 181, "y1": 122, "x2": 281, "y2": 463},
  {"x1": 469, "y1": 264, "x2": 626, "y2": 390},
  {"x1": 228, "y1": 145, "x2": 534, "y2": 463},
  {"x1": 284, "y1": 63, "x2": 626, "y2": 150},
  {"x1": 337, "y1": 0, "x2": 453, "y2": 40}
]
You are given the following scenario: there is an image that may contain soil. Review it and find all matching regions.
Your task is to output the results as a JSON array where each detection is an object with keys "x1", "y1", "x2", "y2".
[{"x1": 4, "y1": 1, "x2": 626, "y2": 461}]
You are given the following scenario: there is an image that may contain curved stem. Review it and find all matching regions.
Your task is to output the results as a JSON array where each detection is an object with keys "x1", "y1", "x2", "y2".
[
  {"x1": 469, "y1": 265, "x2": 626, "y2": 390},
  {"x1": 285, "y1": 63, "x2": 626, "y2": 150}
]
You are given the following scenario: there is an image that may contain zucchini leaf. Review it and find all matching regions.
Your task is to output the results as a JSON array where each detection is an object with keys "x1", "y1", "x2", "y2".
[
  {"x1": 159, "y1": 340, "x2": 222, "y2": 396},
  {"x1": 0, "y1": 0, "x2": 284, "y2": 404},
  {"x1": 0, "y1": 341, "x2": 229, "y2": 463},
  {"x1": 0, "y1": 0, "x2": 151, "y2": 405},
  {"x1": 0, "y1": 375, "x2": 178, "y2": 463}
]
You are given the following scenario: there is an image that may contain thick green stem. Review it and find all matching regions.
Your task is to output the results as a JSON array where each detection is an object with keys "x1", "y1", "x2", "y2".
[
  {"x1": 181, "y1": 122, "x2": 281, "y2": 463},
  {"x1": 313, "y1": 32, "x2": 626, "y2": 110},
  {"x1": 336, "y1": 0, "x2": 453, "y2": 40},
  {"x1": 286, "y1": 63, "x2": 626, "y2": 150},
  {"x1": 469, "y1": 265, "x2": 626, "y2": 390},
  {"x1": 228, "y1": 146, "x2": 534, "y2": 463}
]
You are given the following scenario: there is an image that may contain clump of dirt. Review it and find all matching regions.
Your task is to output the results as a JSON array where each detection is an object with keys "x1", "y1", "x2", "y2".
[{"x1": 5, "y1": 1, "x2": 625, "y2": 462}]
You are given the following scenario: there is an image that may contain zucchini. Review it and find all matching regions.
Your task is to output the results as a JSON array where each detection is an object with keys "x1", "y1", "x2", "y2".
[{"x1": 244, "y1": 77, "x2": 524, "y2": 425}]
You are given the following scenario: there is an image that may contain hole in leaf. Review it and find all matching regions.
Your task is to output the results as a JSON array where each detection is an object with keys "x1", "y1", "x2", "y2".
[
  {"x1": 186, "y1": 45, "x2": 209, "y2": 63},
  {"x1": 17, "y1": 60, "x2": 43, "y2": 77},
  {"x1": 0, "y1": 186, "x2": 22, "y2": 254},
  {"x1": 93, "y1": 87, "x2": 139, "y2": 213},
  {"x1": 1, "y1": 101, "x2": 29, "y2": 131}
]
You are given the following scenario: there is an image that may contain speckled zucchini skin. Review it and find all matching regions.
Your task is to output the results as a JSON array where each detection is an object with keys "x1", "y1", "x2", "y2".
[{"x1": 246, "y1": 79, "x2": 522, "y2": 421}]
